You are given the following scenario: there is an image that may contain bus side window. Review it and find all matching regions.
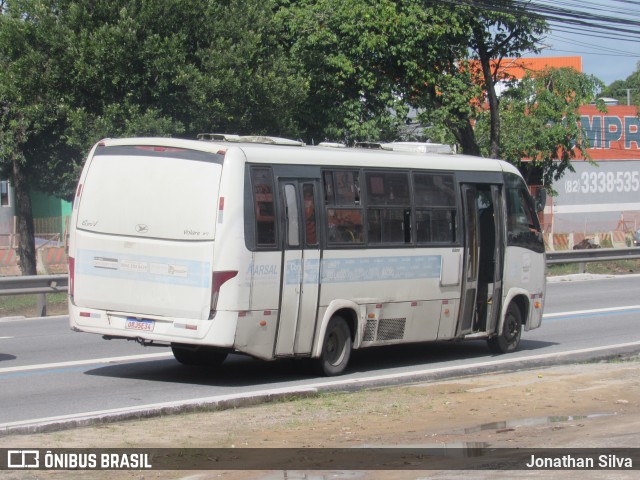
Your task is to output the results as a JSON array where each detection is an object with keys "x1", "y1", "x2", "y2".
[
  {"x1": 250, "y1": 168, "x2": 276, "y2": 247},
  {"x1": 303, "y1": 183, "x2": 318, "y2": 246},
  {"x1": 324, "y1": 170, "x2": 364, "y2": 245},
  {"x1": 366, "y1": 171, "x2": 411, "y2": 244},
  {"x1": 413, "y1": 173, "x2": 457, "y2": 244},
  {"x1": 327, "y1": 208, "x2": 364, "y2": 243}
]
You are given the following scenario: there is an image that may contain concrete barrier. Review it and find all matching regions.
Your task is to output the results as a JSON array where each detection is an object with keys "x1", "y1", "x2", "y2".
[
  {"x1": 552, "y1": 233, "x2": 570, "y2": 251},
  {"x1": 0, "y1": 249, "x2": 20, "y2": 276},
  {"x1": 37, "y1": 247, "x2": 68, "y2": 274},
  {"x1": 0, "y1": 246, "x2": 68, "y2": 276},
  {"x1": 611, "y1": 231, "x2": 627, "y2": 249},
  {"x1": 572, "y1": 232, "x2": 584, "y2": 249}
]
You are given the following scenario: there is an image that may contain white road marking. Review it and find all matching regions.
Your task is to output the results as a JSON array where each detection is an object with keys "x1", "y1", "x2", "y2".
[
  {"x1": 0, "y1": 352, "x2": 173, "y2": 375},
  {"x1": 543, "y1": 305, "x2": 640, "y2": 318}
]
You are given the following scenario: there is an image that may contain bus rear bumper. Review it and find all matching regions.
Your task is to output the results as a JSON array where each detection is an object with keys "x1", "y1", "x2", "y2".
[{"x1": 68, "y1": 300, "x2": 237, "y2": 347}]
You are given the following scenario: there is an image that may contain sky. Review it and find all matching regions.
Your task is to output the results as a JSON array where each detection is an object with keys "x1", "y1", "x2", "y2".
[{"x1": 529, "y1": 0, "x2": 640, "y2": 86}]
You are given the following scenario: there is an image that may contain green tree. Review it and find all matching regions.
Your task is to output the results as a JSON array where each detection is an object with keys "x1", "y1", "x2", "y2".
[
  {"x1": 478, "y1": 67, "x2": 604, "y2": 192},
  {"x1": 466, "y1": 2, "x2": 547, "y2": 158},
  {"x1": 280, "y1": 0, "x2": 547, "y2": 155},
  {"x1": 278, "y1": 0, "x2": 415, "y2": 143},
  {"x1": 1, "y1": 0, "x2": 306, "y2": 274},
  {"x1": 600, "y1": 61, "x2": 640, "y2": 107},
  {"x1": 0, "y1": 0, "x2": 74, "y2": 274},
  {"x1": 405, "y1": 1, "x2": 547, "y2": 157}
]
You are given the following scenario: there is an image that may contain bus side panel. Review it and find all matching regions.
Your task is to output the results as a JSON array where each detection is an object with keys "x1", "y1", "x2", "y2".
[
  {"x1": 72, "y1": 232, "x2": 215, "y2": 319},
  {"x1": 316, "y1": 248, "x2": 462, "y2": 347},
  {"x1": 358, "y1": 300, "x2": 445, "y2": 346},
  {"x1": 502, "y1": 247, "x2": 546, "y2": 330},
  {"x1": 233, "y1": 251, "x2": 282, "y2": 360}
]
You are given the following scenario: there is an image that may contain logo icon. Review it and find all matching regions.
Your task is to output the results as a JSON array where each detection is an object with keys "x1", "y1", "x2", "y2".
[
  {"x1": 8, "y1": 450, "x2": 39, "y2": 468},
  {"x1": 135, "y1": 224, "x2": 149, "y2": 234}
]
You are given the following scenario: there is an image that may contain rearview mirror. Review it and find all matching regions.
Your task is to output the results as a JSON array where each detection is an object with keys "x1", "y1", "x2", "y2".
[{"x1": 535, "y1": 188, "x2": 547, "y2": 212}]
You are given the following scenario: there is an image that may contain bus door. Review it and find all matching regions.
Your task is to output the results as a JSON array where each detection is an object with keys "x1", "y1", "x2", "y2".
[
  {"x1": 275, "y1": 180, "x2": 321, "y2": 356},
  {"x1": 458, "y1": 184, "x2": 503, "y2": 335},
  {"x1": 485, "y1": 185, "x2": 504, "y2": 334}
]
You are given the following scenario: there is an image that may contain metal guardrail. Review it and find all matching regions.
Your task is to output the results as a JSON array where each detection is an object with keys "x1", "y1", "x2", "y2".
[
  {"x1": 1, "y1": 248, "x2": 640, "y2": 317},
  {"x1": 0, "y1": 274, "x2": 68, "y2": 317},
  {"x1": 546, "y1": 247, "x2": 640, "y2": 264},
  {"x1": 0, "y1": 274, "x2": 68, "y2": 295},
  {"x1": 546, "y1": 247, "x2": 640, "y2": 273}
]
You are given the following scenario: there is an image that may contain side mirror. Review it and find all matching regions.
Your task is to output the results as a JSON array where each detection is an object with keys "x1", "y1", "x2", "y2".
[{"x1": 535, "y1": 188, "x2": 547, "y2": 212}]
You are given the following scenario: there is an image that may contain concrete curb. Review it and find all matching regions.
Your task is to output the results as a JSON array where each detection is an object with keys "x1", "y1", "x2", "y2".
[{"x1": 2, "y1": 344, "x2": 639, "y2": 437}]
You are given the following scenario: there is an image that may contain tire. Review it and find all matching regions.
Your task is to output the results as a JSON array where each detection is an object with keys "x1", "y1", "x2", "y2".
[
  {"x1": 314, "y1": 315, "x2": 352, "y2": 376},
  {"x1": 171, "y1": 344, "x2": 228, "y2": 367},
  {"x1": 488, "y1": 302, "x2": 522, "y2": 354}
]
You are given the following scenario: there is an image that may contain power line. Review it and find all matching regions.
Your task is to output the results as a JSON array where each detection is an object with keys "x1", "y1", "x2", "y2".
[
  {"x1": 545, "y1": 33, "x2": 640, "y2": 58},
  {"x1": 437, "y1": 0, "x2": 640, "y2": 41}
]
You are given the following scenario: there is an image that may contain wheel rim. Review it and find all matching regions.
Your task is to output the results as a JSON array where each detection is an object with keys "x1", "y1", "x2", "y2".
[
  {"x1": 325, "y1": 329, "x2": 346, "y2": 366},
  {"x1": 504, "y1": 312, "x2": 520, "y2": 343}
]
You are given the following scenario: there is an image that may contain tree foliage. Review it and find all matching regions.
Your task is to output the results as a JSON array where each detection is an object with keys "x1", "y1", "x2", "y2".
[
  {"x1": 279, "y1": 0, "x2": 548, "y2": 155},
  {"x1": 465, "y1": 1, "x2": 547, "y2": 158},
  {"x1": 0, "y1": 0, "x2": 619, "y2": 275},
  {"x1": 600, "y1": 61, "x2": 640, "y2": 107},
  {"x1": 277, "y1": 0, "x2": 416, "y2": 143},
  {"x1": 477, "y1": 67, "x2": 605, "y2": 192},
  {"x1": 0, "y1": 0, "x2": 307, "y2": 274}
]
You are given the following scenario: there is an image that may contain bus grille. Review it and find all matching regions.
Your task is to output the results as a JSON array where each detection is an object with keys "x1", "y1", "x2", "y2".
[
  {"x1": 377, "y1": 318, "x2": 406, "y2": 341},
  {"x1": 364, "y1": 319, "x2": 377, "y2": 342},
  {"x1": 363, "y1": 318, "x2": 407, "y2": 342}
]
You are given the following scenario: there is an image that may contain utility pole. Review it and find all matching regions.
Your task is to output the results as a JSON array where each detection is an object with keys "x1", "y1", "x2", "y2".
[{"x1": 623, "y1": 88, "x2": 637, "y2": 106}]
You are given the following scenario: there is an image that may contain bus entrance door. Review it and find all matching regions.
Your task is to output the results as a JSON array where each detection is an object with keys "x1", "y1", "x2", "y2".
[
  {"x1": 458, "y1": 184, "x2": 480, "y2": 335},
  {"x1": 275, "y1": 180, "x2": 321, "y2": 356},
  {"x1": 458, "y1": 184, "x2": 502, "y2": 335}
]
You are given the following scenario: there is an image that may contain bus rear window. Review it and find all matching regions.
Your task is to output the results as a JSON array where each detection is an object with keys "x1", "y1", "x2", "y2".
[
  {"x1": 77, "y1": 149, "x2": 222, "y2": 240},
  {"x1": 94, "y1": 145, "x2": 224, "y2": 163}
]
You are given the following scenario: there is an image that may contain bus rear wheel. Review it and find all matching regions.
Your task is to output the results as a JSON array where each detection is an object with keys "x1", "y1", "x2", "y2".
[
  {"x1": 314, "y1": 316, "x2": 352, "y2": 376},
  {"x1": 488, "y1": 303, "x2": 522, "y2": 354},
  {"x1": 171, "y1": 344, "x2": 228, "y2": 367}
]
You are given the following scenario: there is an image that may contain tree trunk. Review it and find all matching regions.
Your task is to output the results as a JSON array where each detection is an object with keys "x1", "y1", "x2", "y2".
[
  {"x1": 473, "y1": 26, "x2": 501, "y2": 159},
  {"x1": 448, "y1": 120, "x2": 481, "y2": 156},
  {"x1": 12, "y1": 156, "x2": 37, "y2": 275}
]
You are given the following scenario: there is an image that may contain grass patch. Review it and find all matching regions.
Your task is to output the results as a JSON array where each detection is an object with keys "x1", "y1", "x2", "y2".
[
  {"x1": 0, "y1": 292, "x2": 68, "y2": 317},
  {"x1": 547, "y1": 259, "x2": 640, "y2": 276}
]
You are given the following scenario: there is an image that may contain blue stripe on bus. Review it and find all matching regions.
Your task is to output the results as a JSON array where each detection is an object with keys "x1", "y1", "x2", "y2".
[
  {"x1": 286, "y1": 255, "x2": 442, "y2": 285},
  {"x1": 75, "y1": 249, "x2": 211, "y2": 288}
]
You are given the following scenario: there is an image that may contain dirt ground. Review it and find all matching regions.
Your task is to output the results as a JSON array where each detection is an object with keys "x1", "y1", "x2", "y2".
[{"x1": 1, "y1": 356, "x2": 639, "y2": 479}]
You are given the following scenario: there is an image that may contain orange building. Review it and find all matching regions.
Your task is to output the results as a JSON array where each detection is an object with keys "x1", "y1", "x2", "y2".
[{"x1": 490, "y1": 56, "x2": 582, "y2": 80}]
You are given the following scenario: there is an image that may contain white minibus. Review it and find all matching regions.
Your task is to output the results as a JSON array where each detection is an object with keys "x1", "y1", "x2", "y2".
[{"x1": 68, "y1": 136, "x2": 545, "y2": 375}]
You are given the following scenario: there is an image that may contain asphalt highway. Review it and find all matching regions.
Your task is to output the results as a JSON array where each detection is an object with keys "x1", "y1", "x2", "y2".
[{"x1": 1, "y1": 274, "x2": 639, "y2": 432}]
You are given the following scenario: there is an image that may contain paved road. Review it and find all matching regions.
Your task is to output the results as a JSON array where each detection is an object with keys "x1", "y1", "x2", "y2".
[{"x1": 1, "y1": 274, "x2": 639, "y2": 431}]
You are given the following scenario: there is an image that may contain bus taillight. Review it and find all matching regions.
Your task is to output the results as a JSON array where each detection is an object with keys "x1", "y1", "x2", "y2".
[
  {"x1": 73, "y1": 183, "x2": 82, "y2": 210},
  {"x1": 218, "y1": 196, "x2": 225, "y2": 224},
  {"x1": 69, "y1": 256, "x2": 75, "y2": 298},
  {"x1": 210, "y1": 270, "x2": 238, "y2": 318}
]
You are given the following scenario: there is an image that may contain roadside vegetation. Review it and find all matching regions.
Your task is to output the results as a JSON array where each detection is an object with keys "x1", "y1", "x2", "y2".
[
  {"x1": 0, "y1": 0, "x2": 616, "y2": 275},
  {"x1": 0, "y1": 292, "x2": 67, "y2": 318},
  {"x1": 547, "y1": 259, "x2": 640, "y2": 276}
]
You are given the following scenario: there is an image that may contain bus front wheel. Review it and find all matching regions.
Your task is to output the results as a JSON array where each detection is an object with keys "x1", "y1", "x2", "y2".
[
  {"x1": 488, "y1": 303, "x2": 522, "y2": 354},
  {"x1": 171, "y1": 344, "x2": 228, "y2": 367},
  {"x1": 314, "y1": 315, "x2": 352, "y2": 376}
]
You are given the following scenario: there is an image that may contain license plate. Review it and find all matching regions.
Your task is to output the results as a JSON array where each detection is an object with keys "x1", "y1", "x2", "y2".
[{"x1": 125, "y1": 318, "x2": 154, "y2": 332}]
